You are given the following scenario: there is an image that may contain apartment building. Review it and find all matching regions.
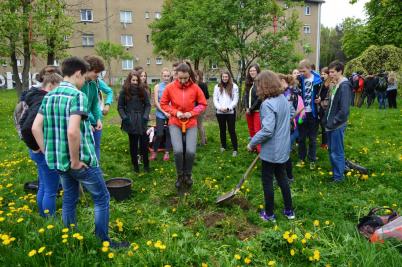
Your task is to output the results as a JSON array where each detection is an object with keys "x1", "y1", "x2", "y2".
[{"x1": 0, "y1": 0, "x2": 323, "y2": 88}]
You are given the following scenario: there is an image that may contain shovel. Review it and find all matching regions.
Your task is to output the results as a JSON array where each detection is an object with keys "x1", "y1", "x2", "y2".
[
  {"x1": 345, "y1": 159, "x2": 368, "y2": 174},
  {"x1": 216, "y1": 155, "x2": 260, "y2": 204},
  {"x1": 177, "y1": 118, "x2": 190, "y2": 196}
]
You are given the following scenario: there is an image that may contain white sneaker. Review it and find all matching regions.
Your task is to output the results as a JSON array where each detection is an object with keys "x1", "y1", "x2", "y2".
[
  {"x1": 220, "y1": 147, "x2": 226, "y2": 153},
  {"x1": 232, "y1": 151, "x2": 238, "y2": 157}
]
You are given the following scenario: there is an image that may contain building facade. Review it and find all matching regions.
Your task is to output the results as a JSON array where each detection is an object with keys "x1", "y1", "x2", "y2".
[{"x1": 0, "y1": 0, "x2": 323, "y2": 88}]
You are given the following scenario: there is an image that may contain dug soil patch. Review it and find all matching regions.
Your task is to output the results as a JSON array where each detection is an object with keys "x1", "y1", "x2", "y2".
[
  {"x1": 203, "y1": 212, "x2": 226, "y2": 227},
  {"x1": 236, "y1": 223, "x2": 261, "y2": 241}
]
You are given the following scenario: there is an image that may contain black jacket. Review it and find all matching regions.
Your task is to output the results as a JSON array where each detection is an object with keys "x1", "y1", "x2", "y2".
[
  {"x1": 243, "y1": 83, "x2": 261, "y2": 112},
  {"x1": 118, "y1": 86, "x2": 151, "y2": 135},
  {"x1": 364, "y1": 76, "x2": 378, "y2": 94},
  {"x1": 198, "y1": 82, "x2": 209, "y2": 100},
  {"x1": 20, "y1": 88, "x2": 48, "y2": 150},
  {"x1": 324, "y1": 78, "x2": 352, "y2": 131}
]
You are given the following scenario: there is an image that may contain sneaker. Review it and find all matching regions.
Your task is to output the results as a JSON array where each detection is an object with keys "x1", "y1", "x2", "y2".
[
  {"x1": 288, "y1": 177, "x2": 295, "y2": 184},
  {"x1": 109, "y1": 240, "x2": 130, "y2": 249},
  {"x1": 259, "y1": 211, "x2": 276, "y2": 222},
  {"x1": 220, "y1": 147, "x2": 226, "y2": 153},
  {"x1": 309, "y1": 162, "x2": 315, "y2": 170},
  {"x1": 283, "y1": 209, "x2": 295, "y2": 220},
  {"x1": 149, "y1": 151, "x2": 157, "y2": 161},
  {"x1": 163, "y1": 152, "x2": 170, "y2": 161},
  {"x1": 232, "y1": 151, "x2": 238, "y2": 157}
]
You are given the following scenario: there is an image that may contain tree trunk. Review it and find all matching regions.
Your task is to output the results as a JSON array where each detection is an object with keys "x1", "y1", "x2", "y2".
[
  {"x1": 22, "y1": 1, "x2": 31, "y2": 92},
  {"x1": 47, "y1": 37, "x2": 56, "y2": 65},
  {"x1": 10, "y1": 39, "x2": 23, "y2": 97},
  {"x1": 194, "y1": 58, "x2": 200, "y2": 70},
  {"x1": 107, "y1": 60, "x2": 112, "y2": 85}
]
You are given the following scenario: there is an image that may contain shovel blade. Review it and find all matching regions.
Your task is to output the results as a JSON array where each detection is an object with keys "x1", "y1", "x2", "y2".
[{"x1": 216, "y1": 190, "x2": 236, "y2": 204}]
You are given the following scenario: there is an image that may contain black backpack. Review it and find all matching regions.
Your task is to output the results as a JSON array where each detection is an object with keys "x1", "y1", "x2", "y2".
[{"x1": 377, "y1": 76, "x2": 388, "y2": 92}]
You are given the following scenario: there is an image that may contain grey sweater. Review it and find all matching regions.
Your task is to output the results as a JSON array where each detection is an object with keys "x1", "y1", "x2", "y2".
[{"x1": 249, "y1": 94, "x2": 290, "y2": 163}]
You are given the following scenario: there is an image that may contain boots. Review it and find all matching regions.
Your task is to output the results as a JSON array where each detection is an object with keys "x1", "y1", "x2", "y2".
[
  {"x1": 175, "y1": 175, "x2": 183, "y2": 189},
  {"x1": 183, "y1": 174, "x2": 193, "y2": 187}
]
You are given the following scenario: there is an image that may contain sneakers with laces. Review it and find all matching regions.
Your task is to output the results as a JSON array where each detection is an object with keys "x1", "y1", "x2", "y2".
[
  {"x1": 149, "y1": 151, "x2": 157, "y2": 161},
  {"x1": 232, "y1": 151, "x2": 238, "y2": 157},
  {"x1": 163, "y1": 152, "x2": 170, "y2": 161},
  {"x1": 310, "y1": 162, "x2": 316, "y2": 170},
  {"x1": 283, "y1": 209, "x2": 295, "y2": 220},
  {"x1": 259, "y1": 211, "x2": 276, "y2": 222}
]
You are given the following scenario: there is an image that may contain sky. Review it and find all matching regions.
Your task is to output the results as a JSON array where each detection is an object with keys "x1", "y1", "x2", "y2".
[{"x1": 321, "y1": 0, "x2": 369, "y2": 28}]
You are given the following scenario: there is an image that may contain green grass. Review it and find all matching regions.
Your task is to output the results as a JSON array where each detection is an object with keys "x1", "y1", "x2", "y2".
[{"x1": 0, "y1": 89, "x2": 401, "y2": 266}]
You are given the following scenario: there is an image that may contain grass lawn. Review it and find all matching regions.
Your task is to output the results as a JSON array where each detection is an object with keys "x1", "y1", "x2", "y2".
[{"x1": 0, "y1": 89, "x2": 401, "y2": 266}]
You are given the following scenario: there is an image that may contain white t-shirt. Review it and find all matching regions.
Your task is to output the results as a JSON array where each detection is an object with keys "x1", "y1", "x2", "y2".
[{"x1": 303, "y1": 76, "x2": 314, "y2": 113}]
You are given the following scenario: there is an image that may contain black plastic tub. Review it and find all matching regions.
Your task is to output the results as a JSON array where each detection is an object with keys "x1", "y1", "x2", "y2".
[{"x1": 106, "y1": 178, "x2": 132, "y2": 201}]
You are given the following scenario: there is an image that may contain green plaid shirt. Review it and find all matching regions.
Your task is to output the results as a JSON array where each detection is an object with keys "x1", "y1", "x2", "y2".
[{"x1": 39, "y1": 81, "x2": 98, "y2": 171}]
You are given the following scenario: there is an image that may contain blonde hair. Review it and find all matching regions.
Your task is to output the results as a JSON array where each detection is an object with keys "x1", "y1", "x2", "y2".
[
  {"x1": 388, "y1": 72, "x2": 397, "y2": 84},
  {"x1": 42, "y1": 73, "x2": 63, "y2": 88},
  {"x1": 298, "y1": 59, "x2": 311, "y2": 70},
  {"x1": 161, "y1": 67, "x2": 170, "y2": 75},
  {"x1": 277, "y1": 73, "x2": 295, "y2": 87},
  {"x1": 255, "y1": 71, "x2": 283, "y2": 99}
]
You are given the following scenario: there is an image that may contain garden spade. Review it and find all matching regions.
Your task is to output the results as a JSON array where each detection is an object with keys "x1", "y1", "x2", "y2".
[
  {"x1": 177, "y1": 118, "x2": 190, "y2": 196},
  {"x1": 345, "y1": 159, "x2": 368, "y2": 174},
  {"x1": 216, "y1": 155, "x2": 260, "y2": 204}
]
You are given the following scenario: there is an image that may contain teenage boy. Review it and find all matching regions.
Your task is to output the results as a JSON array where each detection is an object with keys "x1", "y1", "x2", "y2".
[
  {"x1": 81, "y1": 55, "x2": 114, "y2": 161},
  {"x1": 32, "y1": 57, "x2": 128, "y2": 248},
  {"x1": 325, "y1": 60, "x2": 351, "y2": 182},
  {"x1": 297, "y1": 59, "x2": 322, "y2": 170}
]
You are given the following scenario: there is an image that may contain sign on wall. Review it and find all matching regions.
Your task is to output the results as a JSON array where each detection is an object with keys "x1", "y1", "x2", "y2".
[{"x1": 0, "y1": 72, "x2": 40, "y2": 89}]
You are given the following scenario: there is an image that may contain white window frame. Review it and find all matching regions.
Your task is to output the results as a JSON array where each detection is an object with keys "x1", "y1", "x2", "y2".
[
  {"x1": 80, "y1": 9, "x2": 93, "y2": 22},
  {"x1": 121, "y1": 35, "x2": 133, "y2": 47},
  {"x1": 155, "y1": 57, "x2": 163, "y2": 65},
  {"x1": 120, "y1": 11, "x2": 132, "y2": 23},
  {"x1": 17, "y1": 59, "x2": 23, "y2": 67},
  {"x1": 122, "y1": 59, "x2": 134, "y2": 70},
  {"x1": 146, "y1": 58, "x2": 151, "y2": 65},
  {"x1": 305, "y1": 5, "x2": 311, "y2": 16},
  {"x1": 53, "y1": 60, "x2": 59, "y2": 66},
  {"x1": 82, "y1": 34, "x2": 94, "y2": 47},
  {"x1": 211, "y1": 63, "x2": 218, "y2": 70},
  {"x1": 303, "y1": 25, "x2": 311, "y2": 34},
  {"x1": 145, "y1": 11, "x2": 150, "y2": 19},
  {"x1": 155, "y1": 12, "x2": 161, "y2": 20}
]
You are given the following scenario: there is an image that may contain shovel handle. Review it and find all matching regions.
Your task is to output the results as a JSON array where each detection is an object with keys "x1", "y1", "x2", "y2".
[
  {"x1": 235, "y1": 155, "x2": 260, "y2": 190},
  {"x1": 180, "y1": 118, "x2": 189, "y2": 134}
]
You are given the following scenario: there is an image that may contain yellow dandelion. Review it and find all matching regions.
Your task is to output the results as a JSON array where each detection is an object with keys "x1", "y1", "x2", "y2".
[
  {"x1": 103, "y1": 241, "x2": 110, "y2": 247},
  {"x1": 164, "y1": 265, "x2": 171, "y2": 267},
  {"x1": 302, "y1": 238, "x2": 307, "y2": 244},
  {"x1": 325, "y1": 220, "x2": 330, "y2": 225},
  {"x1": 313, "y1": 250, "x2": 320, "y2": 261},
  {"x1": 287, "y1": 237, "x2": 294, "y2": 244},
  {"x1": 102, "y1": 246, "x2": 109, "y2": 252},
  {"x1": 38, "y1": 246, "x2": 46, "y2": 253},
  {"x1": 268, "y1": 260, "x2": 276, "y2": 266},
  {"x1": 0, "y1": 217, "x2": 4, "y2": 222},
  {"x1": 38, "y1": 228, "x2": 45, "y2": 233},
  {"x1": 127, "y1": 251, "x2": 134, "y2": 257},
  {"x1": 172, "y1": 233, "x2": 178, "y2": 238},
  {"x1": 234, "y1": 254, "x2": 241, "y2": 260},
  {"x1": 290, "y1": 249, "x2": 295, "y2": 256},
  {"x1": 72, "y1": 233, "x2": 80, "y2": 238},
  {"x1": 46, "y1": 225, "x2": 54, "y2": 230},
  {"x1": 202, "y1": 263, "x2": 208, "y2": 267},
  {"x1": 244, "y1": 257, "x2": 251, "y2": 264},
  {"x1": 62, "y1": 228, "x2": 69, "y2": 233},
  {"x1": 2, "y1": 239, "x2": 11, "y2": 245},
  {"x1": 108, "y1": 252, "x2": 114, "y2": 259},
  {"x1": 44, "y1": 209, "x2": 49, "y2": 214},
  {"x1": 45, "y1": 251, "x2": 53, "y2": 256},
  {"x1": 17, "y1": 217, "x2": 24, "y2": 223},
  {"x1": 146, "y1": 240, "x2": 153, "y2": 246},
  {"x1": 28, "y1": 249, "x2": 37, "y2": 257},
  {"x1": 76, "y1": 235, "x2": 83, "y2": 241},
  {"x1": 305, "y1": 232, "x2": 312, "y2": 239},
  {"x1": 313, "y1": 220, "x2": 320, "y2": 227},
  {"x1": 62, "y1": 239, "x2": 68, "y2": 243},
  {"x1": 62, "y1": 234, "x2": 68, "y2": 239}
]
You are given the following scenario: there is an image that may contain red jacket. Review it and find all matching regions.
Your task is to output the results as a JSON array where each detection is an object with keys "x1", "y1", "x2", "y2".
[{"x1": 160, "y1": 79, "x2": 207, "y2": 129}]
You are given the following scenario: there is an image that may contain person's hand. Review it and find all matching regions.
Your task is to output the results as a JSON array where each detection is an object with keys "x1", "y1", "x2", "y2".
[
  {"x1": 184, "y1": 112, "x2": 192, "y2": 119},
  {"x1": 220, "y1": 108, "x2": 227, "y2": 113},
  {"x1": 95, "y1": 120, "x2": 103, "y2": 130},
  {"x1": 176, "y1": 111, "x2": 185, "y2": 119},
  {"x1": 91, "y1": 125, "x2": 95, "y2": 132},
  {"x1": 102, "y1": 105, "x2": 110, "y2": 115},
  {"x1": 164, "y1": 112, "x2": 171, "y2": 118},
  {"x1": 71, "y1": 161, "x2": 88, "y2": 170},
  {"x1": 247, "y1": 144, "x2": 254, "y2": 152}
]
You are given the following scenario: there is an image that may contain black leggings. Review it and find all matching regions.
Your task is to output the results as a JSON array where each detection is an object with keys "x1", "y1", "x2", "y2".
[
  {"x1": 387, "y1": 90, "x2": 397, "y2": 108},
  {"x1": 128, "y1": 134, "x2": 149, "y2": 168},
  {"x1": 261, "y1": 160, "x2": 293, "y2": 216},
  {"x1": 216, "y1": 113, "x2": 238, "y2": 151}
]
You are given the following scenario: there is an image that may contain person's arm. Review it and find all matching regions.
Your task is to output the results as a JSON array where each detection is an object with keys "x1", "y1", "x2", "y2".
[
  {"x1": 117, "y1": 90, "x2": 129, "y2": 120},
  {"x1": 189, "y1": 85, "x2": 207, "y2": 117},
  {"x1": 202, "y1": 83, "x2": 210, "y2": 99},
  {"x1": 229, "y1": 84, "x2": 239, "y2": 110},
  {"x1": 333, "y1": 85, "x2": 351, "y2": 124},
  {"x1": 213, "y1": 86, "x2": 222, "y2": 110},
  {"x1": 98, "y1": 79, "x2": 113, "y2": 115},
  {"x1": 31, "y1": 113, "x2": 45, "y2": 153},
  {"x1": 248, "y1": 102, "x2": 275, "y2": 149},
  {"x1": 143, "y1": 91, "x2": 151, "y2": 121},
  {"x1": 160, "y1": 86, "x2": 179, "y2": 117}
]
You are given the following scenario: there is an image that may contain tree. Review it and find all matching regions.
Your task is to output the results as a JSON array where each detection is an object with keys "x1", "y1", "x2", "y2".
[
  {"x1": 340, "y1": 18, "x2": 371, "y2": 60},
  {"x1": 95, "y1": 41, "x2": 131, "y2": 85},
  {"x1": 320, "y1": 25, "x2": 346, "y2": 68}
]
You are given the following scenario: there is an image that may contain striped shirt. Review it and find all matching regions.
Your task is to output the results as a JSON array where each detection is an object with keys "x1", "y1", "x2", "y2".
[{"x1": 39, "y1": 81, "x2": 98, "y2": 171}]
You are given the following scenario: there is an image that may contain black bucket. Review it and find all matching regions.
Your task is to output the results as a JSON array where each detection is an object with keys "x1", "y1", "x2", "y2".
[{"x1": 106, "y1": 178, "x2": 132, "y2": 201}]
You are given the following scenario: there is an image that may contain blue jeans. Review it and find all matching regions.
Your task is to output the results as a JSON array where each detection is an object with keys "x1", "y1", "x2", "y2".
[
  {"x1": 58, "y1": 167, "x2": 110, "y2": 241},
  {"x1": 290, "y1": 128, "x2": 299, "y2": 147},
  {"x1": 93, "y1": 129, "x2": 102, "y2": 161},
  {"x1": 377, "y1": 91, "x2": 386, "y2": 109},
  {"x1": 327, "y1": 126, "x2": 346, "y2": 181},
  {"x1": 29, "y1": 150, "x2": 60, "y2": 217}
]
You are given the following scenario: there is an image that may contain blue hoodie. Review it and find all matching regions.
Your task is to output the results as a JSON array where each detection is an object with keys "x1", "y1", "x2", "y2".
[{"x1": 298, "y1": 70, "x2": 322, "y2": 118}]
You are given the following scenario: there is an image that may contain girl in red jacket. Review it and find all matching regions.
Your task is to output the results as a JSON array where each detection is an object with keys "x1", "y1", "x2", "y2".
[{"x1": 160, "y1": 63, "x2": 207, "y2": 192}]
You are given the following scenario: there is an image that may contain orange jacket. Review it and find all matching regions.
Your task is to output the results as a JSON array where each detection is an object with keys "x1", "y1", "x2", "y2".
[{"x1": 160, "y1": 79, "x2": 207, "y2": 129}]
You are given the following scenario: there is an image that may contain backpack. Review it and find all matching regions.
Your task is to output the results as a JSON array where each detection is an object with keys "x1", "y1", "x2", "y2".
[
  {"x1": 377, "y1": 76, "x2": 387, "y2": 92},
  {"x1": 13, "y1": 100, "x2": 29, "y2": 139},
  {"x1": 357, "y1": 207, "x2": 399, "y2": 241}
]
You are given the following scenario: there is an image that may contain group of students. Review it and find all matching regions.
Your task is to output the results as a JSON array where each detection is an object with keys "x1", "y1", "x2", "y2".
[
  {"x1": 16, "y1": 54, "x2": 352, "y2": 245},
  {"x1": 350, "y1": 70, "x2": 398, "y2": 109}
]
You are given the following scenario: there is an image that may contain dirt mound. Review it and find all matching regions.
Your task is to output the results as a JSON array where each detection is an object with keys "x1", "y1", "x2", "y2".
[
  {"x1": 236, "y1": 223, "x2": 261, "y2": 241},
  {"x1": 203, "y1": 212, "x2": 226, "y2": 227}
]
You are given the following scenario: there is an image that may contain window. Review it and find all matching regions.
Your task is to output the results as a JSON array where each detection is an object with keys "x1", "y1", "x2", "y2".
[
  {"x1": 80, "y1": 9, "x2": 93, "y2": 22},
  {"x1": 211, "y1": 63, "x2": 218, "y2": 70},
  {"x1": 17, "y1": 59, "x2": 23, "y2": 67},
  {"x1": 155, "y1": 57, "x2": 163, "y2": 65},
  {"x1": 145, "y1": 11, "x2": 150, "y2": 19},
  {"x1": 303, "y1": 25, "x2": 311, "y2": 34},
  {"x1": 305, "y1": 5, "x2": 311, "y2": 16},
  {"x1": 155, "y1": 12, "x2": 161, "y2": 19},
  {"x1": 82, "y1": 34, "x2": 94, "y2": 47},
  {"x1": 121, "y1": 35, "x2": 133, "y2": 47},
  {"x1": 2, "y1": 62, "x2": 7, "y2": 67},
  {"x1": 120, "y1": 11, "x2": 132, "y2": 23},
  {"x1": 63, "y1": 35, "x2": 69, "y2": 41},
  {"x1": 53, "y1": 60, "x2": 59, "y2": 66},
  {"x1": 146, "y1": 34, "x2": 150, "y2": 43},
  {"x1": 122, "y1": 59, "x2": 134, "y2": 70},
  {"x1": 146, "y1": 58, "x2": 151, "y2": 65}
]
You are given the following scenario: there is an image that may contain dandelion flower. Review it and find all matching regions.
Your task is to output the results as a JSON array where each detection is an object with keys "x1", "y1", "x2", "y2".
[
  {"x1": 62, "y1": 228, "x2": 69, "y2": 233},
  {"x1": 103, "y1": 241, "x2": 110, "y2": 247},
  {"x1": 62, "y1": 239, "x2": 68, "y2": 243},
  {"x1": 45, "y1": 251, "x2": 53, "y2": 256},
  {"x1": 28, "y1": 249, "x2": 37, "y2": 257},
  {"x1": 202, "y1": 263, "x2": 208, "y2": 267},
  {"x1": 313, "y1": 250, "x2": 320, "y2": 261},
  {"x1": 234, "y1": 254, "x2": 241, "y2": 260},
  {"x1": 127, "y1": 251, "x2": 134, "y2": 257},
  {"x1": 325, "y1": 220, "x2": 330, "y2": 225},
  {"x1": 108, "y1": 252, "x2": 114, "y2": 259},
  {"x1": 102, "y1": 247, "x2": 109, "y2": 253},
  {"x1": 244, "y1": 257, "x2": 251, "y2": 264},
  {"x1": 302, "y1": 238, "x2": 307, "y2": 244},
  {"x1": 38, "y1": 228, "x2": 45, "y2": 234},
  {"x1": 146, "y1": 240, "x2": 153, "y2": 246},
  {"x1": 290, "y1": 249, "x2": 295, "y2": 256},
  {"x1": 313, "y1": 220, "x2": 320, "y2": 227},
  {"x1": 46, "y1": 225, "x2": 54, "y2": 230},
  {"x1": 305, "y1": 232, "x2": 312, "y2": 239},
  {"x1": 62, "y1": 234, "x2": 68, "y2": 239},
  {"x1": 44, "y1": 209, "x2": 49, "y2": 214},
  {"x1": 268, "y1": 260, "x2": 276, "y2": 266},
  {"x1": 38, "y1": 246, "x2": 46, "y2": 253},
  {"x1": 17, "y1": 217, "x2": 24, "y2": 223},
  {"x1": 172, "y1": 233, "x2": 178, "y2": 238}
]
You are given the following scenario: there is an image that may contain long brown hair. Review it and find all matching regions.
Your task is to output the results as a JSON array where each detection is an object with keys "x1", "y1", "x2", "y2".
[
  {"x1": 321, "y1": 67, "x2": 331, "y2": 88},
  {"x1": 123, "y1": 71, "x2": 146, "y2": 101},
  {"x1": 277, "y1": 73, "x2": 295, "y2": 87},
  {"x1": 255, "y1": 71, "x2": 283, "y2": 99},
  {"x1": 219, "y1": 70, "x2": 234, "y2": 98},
  {"x1": 245, "y1": 63, "x2": 261, "y2": 91}
]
